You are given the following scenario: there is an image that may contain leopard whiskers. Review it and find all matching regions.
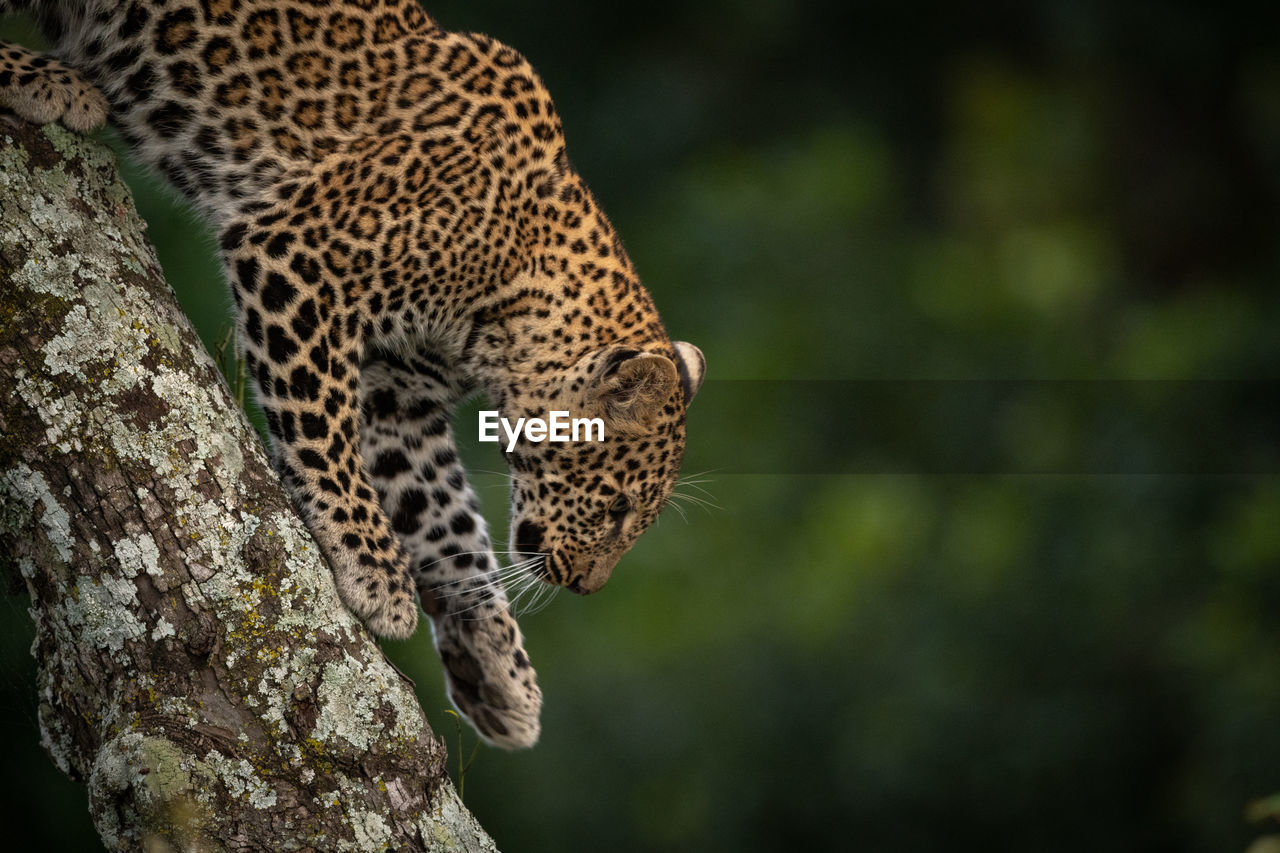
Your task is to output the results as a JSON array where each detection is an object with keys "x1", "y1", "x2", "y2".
[
  {"x1": 425, "y1": 551, "x2": 534, "y2": 596},
  {"x1": 505, "y1": 563, "x2": 560, "y2": 617},
  {"x1": 675, "y1": 475, "x2": 720, "y2": 497},
  {"x1": 666, "y1": 474, "x2": 721, "y2": 519},
  {"x1": 668, "y1": 490, "x2": 721, "y2": 513},
  {"x1": 662, "y1": 497, "x2": 689, "y2": 523},
  {"x1": 470, "y1": 467, "x2": 515, "y2": 480},
  {"x1": 423, "y1": 552, "x2": 523, "y2": 600},
  {"x1": 490, "y1": 539, "x2": 560, "y2": 618},
  {"x1": 469, "y1": 467, "x2": 516, "y2": 491},
  {"x1": 425, "y1": 551, "x2": 555, "y2": 620}
]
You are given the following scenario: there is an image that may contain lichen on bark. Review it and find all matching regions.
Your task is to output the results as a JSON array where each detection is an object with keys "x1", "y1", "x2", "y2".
[{"x1": 0, "y1": 118, "x2": 497, "y2": 851}]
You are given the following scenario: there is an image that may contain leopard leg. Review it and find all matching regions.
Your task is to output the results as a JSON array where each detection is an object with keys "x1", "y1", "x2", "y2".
[
  {"x1": 228, "y1": 242, "x2": 419, "y2": 640},
  {"x1": 362, "y1": 351, "x2": 542, "y2": 749},
  {"x1": 0, "y1": 40, "x2": 107, "y2": 132}
]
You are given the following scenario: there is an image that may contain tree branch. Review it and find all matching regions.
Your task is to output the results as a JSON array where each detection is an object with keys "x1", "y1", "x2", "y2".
[{"x1": 0, "y1": 117, "x2": 496, "y2": 851}]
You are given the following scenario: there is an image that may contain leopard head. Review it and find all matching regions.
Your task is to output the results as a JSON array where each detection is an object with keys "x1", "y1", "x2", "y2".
[{"x1": 502, "y1": 341, "x2": 705, "y2": 594}]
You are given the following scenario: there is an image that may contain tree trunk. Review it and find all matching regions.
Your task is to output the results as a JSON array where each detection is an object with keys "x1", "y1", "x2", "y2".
[{"x1": 0, "y1": 117, "x2": 497, "y2": 851}]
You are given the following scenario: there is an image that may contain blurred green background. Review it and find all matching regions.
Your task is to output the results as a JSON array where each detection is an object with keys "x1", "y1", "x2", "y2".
[{"x1": 5, "y1": 0, "x2": 1280, "y2": 849}]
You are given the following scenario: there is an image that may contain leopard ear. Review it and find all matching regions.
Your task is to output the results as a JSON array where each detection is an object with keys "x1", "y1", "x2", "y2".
[
  {"x1": 671, "y1": 341, "x2": 705, "y2": 406},
  {"x1": 589, "y1": 349, "x2": 680, "y2": 435}
]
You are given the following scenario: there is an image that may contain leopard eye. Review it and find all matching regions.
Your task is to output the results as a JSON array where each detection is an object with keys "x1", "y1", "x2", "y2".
[{"x1": 607, "y1": 494, "x2": 631, "y2": 519}]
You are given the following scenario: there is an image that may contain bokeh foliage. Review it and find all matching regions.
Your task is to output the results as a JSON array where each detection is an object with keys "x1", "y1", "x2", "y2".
[{"x1": 3, "y1": 1, "x2": 1280, "y2": 850}]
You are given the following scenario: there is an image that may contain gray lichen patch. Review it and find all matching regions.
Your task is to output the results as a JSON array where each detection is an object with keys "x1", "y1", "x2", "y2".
[
  {"x1": 112, "y1": 532, "x2": 162, "y2": 579},
  {"x1": 88, "y1": 729, "x2": 149, "y2": 850},
  {"x1": 39, "y1": 303, "x2": 100, "y2": 380},
  {"x1": 0, "y1": 464, "x2": 73, "y2": 565},
  {"x1": 37, "y1": 698, "x2": 75, "y2": 777},
  {"x1": 307, "y1": 651, "x2": 428, "y2": 767},
  {"x1": 196, "y1": 511, "x2": 319, "y2": 628},
  {"x1": 66, "y1": 573, "x2": 148, "y2": 655},
  {"x1": 201, "y1": 751, "x2": 279, "y2": 810},
  {"x1": 422, "y1": 784, "x2": 501, "y2": 853},
  {"x1": 3, "y1": 130, "x2": 155, "y2": 290},
  {"x1": 150, "y1": 615, "x2": 175, "y2": 640},
  {"x1": 313, "y1": 658, "x2": 385, "y2": 755},
  {"x1": 339, "y1": 789, "x2": 395, "y2": 851},
  {"x1": 12, "y1": 298, "x2": 241, "y2": 489},
  {"x1": 199, "y1": 508, "x2": 426, "y2": 749}
]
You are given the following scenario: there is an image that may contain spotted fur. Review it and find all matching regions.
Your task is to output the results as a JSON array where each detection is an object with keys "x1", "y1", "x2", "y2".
[{"x1": 0, "y1": 0, "x2": 705, "y2": 748}]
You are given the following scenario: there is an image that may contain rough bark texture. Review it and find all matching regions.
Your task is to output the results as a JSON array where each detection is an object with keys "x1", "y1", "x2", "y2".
[{"x1": 0, "y1": 117, "x2": 498, "y2": 851}]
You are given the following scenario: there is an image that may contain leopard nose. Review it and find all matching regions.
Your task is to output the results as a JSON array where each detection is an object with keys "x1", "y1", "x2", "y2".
[{"x1": 515, "y1": 520, "x2": 545, "y2": 556}]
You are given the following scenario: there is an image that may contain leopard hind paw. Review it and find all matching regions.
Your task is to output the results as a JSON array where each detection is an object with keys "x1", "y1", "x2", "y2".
[{"x1": 433, "y1": 607, "x2": 542, "y2": 749}]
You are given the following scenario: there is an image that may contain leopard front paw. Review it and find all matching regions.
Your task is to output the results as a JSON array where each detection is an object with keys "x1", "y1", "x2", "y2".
[
  {"x1": 433, "y1": 610, "x2": 542, "y2": 749},
  {"x1": 361, "y1": 584, "x2": 419, "y2": 639},
  {"x1": 0, "y1": 48, "x2": 108, "y2": 132},
  {"x1": 329, "y1": 547, "x2": 420, "y2": 640}
]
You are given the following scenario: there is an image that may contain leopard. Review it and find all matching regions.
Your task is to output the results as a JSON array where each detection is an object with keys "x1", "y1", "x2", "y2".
[{"x1": 0, "y1": 0, "x2": 705, "y2": 749}]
